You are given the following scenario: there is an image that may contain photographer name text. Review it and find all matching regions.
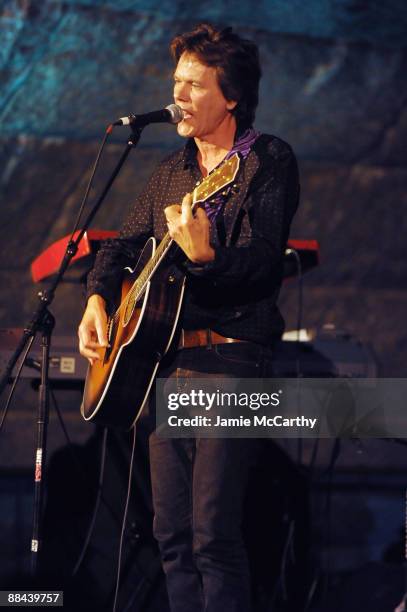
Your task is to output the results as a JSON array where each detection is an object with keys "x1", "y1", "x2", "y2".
[{"x1": 167, "y1": 415, "x2": 317, "y2": 429}]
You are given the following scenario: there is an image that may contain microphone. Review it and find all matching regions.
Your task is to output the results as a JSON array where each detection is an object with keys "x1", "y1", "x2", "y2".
[{"x1": 112, "y1": 104, "x2": 184, "y2": 128}]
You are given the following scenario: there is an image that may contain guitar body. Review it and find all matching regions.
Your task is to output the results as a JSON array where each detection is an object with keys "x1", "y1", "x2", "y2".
[{"x1": 81, "y1": 237, "x2": 185, "y2": 429}]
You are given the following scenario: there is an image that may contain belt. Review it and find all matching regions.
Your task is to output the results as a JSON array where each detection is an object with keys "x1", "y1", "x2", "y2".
[{"x1": 179, "y1": 329, "x2": 247, "y2": 349}]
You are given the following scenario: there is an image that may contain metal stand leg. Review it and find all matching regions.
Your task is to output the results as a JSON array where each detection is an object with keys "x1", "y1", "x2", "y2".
[{"x1": 30, "y1": 309, "x2": 55, "y2": 576}]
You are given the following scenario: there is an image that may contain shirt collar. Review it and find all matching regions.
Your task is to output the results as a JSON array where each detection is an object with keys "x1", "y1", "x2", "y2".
[
  {"x1": 181, "y1": 123, "x2": 253, "y2": 170},
  {"x1": 182, "y1": 138, "x2": 199, "y2": 170}
]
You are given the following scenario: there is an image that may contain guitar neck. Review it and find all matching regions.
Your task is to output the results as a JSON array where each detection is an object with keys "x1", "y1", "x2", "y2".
[
  {"x1": 113, "y1": 233, "x2": 174, "y2": 323},
  {"x1": 139, "y1": 232, "x2": 173, "y2": 288},
  {"x1": 124, "y1": 153, "x2": 240, "y2": 302}
]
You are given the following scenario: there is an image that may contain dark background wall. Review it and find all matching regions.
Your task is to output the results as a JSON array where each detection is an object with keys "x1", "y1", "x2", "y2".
[
  {"x1": 1, "y1": 0, "x2": 406, "y2": 376},
  {"x1": 0, "y1": 2, "x2": 406, "y2": 608}
]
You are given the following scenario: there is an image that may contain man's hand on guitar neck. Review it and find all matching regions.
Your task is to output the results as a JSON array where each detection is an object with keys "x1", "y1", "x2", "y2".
[
  {"x1": 78, "y1": 294, "x2": 109, "y2": 366},
  {"x1": 165, "y1": 192, "x2": 215, "y2": 264}
]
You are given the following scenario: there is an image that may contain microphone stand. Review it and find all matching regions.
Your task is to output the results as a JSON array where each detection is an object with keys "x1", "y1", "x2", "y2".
[{"x1": 0, "y1": 124, "x2": 144, "y2": 577}]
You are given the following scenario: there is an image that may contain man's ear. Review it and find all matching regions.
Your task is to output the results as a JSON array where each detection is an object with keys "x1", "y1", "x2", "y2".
[{"x1": 226, "y1": 99, "x2": 238, "y2": 111}]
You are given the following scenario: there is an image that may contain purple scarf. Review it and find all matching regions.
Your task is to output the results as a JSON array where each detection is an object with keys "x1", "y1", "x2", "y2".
[{"x1": 203, "y1": 128, "x2": 260, "y2": 223}]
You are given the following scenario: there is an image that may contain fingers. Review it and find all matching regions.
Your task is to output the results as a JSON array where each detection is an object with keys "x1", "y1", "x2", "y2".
[
  {"x1": 164, "y1": 194, "x2": 211, "y2": 263},
  {"x1": 95, "y1": 316, "x2": 108, "y2": 347},
  {"x1": 164, "y1": 204, "x2": 182, "y2": 222},
  {"x1": 165, "y1": 205, "x2": 181, "y2": 238},
  {"x1": 78, "y1": 330, "x2": 102, "y2": 365},
  {"x1": 181, "y1": 192, "x2": 193, "y2": 223},
  {"x1": 164, "y1": 194, "x2": 193, "y2": 225},
  {"x1": 78, "y1": 312, "x2": 108, "y2": 365},
  {"x1": 78, "y1": 322, "x2": 93, "y2": 351},
  {"x1": 195, "y1": 207, "x2": 209, "y2": 226},
  {"x1": 165, "y1": 195, "x2": 195, "y2": 240}
]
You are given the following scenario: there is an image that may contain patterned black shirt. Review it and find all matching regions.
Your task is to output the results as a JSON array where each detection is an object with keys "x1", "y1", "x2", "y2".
[{"x1": 86, "y1": 133, "x2": 300, "y2": 346}]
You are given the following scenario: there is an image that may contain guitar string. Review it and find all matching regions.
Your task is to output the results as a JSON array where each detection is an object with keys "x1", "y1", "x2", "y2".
[
  {"x1": 110, "y1": 187, "x2": 205, "y2": 323},
  {"x1": 109, "y1": 162, "x2": 236, "y2": 330},
  {"x1": 111, "y1": 231, "x2": 173, "y2": 325},
  {"x1": 106, "y1": 156, "x2": 238, "y2": 337},
  {"x1": 110, "y1": 157, "x2": 237, "y2": 327}
]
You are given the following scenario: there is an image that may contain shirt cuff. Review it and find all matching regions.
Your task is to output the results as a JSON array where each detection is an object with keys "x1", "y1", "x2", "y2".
[
  {"x1": 85, "y1": 284, "x2": 114, "y2": 309},
  {"x1": 185, "y1": 247, "x2": 229, "y2": 277}
]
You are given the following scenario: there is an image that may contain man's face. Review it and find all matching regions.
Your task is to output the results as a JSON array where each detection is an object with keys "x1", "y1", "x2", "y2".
[{"x1": 173, "y1": 52, "x2": 237, "y2": 140}]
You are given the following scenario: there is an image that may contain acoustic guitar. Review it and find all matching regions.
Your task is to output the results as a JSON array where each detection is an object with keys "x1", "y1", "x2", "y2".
[{"x1": 81, "y1": 153, "x2": 240, "y2": 429}]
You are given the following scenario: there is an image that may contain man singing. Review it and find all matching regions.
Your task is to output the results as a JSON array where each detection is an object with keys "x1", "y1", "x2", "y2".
[{"x1": 78, "y1": 23, "x2": 300, "y2": 612}]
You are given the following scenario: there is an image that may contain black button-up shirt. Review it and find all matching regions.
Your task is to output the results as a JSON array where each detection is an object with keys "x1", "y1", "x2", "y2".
[{"x1": 86, "y1": 133, "x2": 300, "y2": 346}]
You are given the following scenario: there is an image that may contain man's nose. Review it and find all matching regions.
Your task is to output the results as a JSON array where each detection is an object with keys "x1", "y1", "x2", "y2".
[{"x1": 175, "y1": 82, "x2": 190, "y2": 102}]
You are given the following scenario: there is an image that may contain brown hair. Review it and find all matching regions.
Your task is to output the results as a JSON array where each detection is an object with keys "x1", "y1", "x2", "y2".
[{"x1": 171, "y1": 23, "x2": 262, "y2": 129}]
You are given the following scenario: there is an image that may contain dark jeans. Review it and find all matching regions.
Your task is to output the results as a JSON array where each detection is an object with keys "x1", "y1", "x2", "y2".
[{"x1": 149, "y1": 343, "x2": 268, "y2": 612}]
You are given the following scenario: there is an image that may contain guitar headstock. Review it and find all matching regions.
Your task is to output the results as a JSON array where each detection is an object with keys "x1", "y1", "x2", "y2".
[{"x1": 194, "y1": 153, "x2": 240, "y2": 204}]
